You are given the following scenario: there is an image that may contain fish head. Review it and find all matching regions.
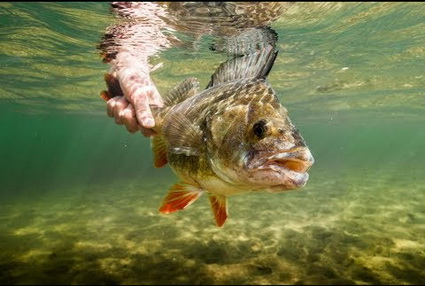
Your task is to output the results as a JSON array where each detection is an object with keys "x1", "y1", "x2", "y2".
[{"x1": 208, "y1": 79, "x2": 314, "y2": 193}]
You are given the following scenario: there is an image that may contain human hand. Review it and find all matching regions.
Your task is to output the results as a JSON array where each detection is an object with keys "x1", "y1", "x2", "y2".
[{"x1": 101, "y1": 70, "x2": 163, "y2": 137}]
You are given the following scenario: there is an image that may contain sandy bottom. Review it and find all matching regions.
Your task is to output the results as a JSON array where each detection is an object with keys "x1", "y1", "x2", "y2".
[{"x1": 0, "y1": 173, "x2": 424, "y2": 285}]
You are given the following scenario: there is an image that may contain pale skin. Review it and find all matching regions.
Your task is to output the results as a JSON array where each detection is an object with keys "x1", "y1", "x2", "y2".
[
  {"x1": 106, "y1": 67, "x2": 162, "y2": 137},
  {"x1": 102, "y1": 2, "x2": 170, "y2": 137},
  {"x1": 102, "y1": 2, "x2": 288, "y2": 137}
]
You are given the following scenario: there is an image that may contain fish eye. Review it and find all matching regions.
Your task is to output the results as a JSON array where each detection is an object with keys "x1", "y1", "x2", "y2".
[{"x1": 253, "y1": 120, "x2": 268, "y2": 138}]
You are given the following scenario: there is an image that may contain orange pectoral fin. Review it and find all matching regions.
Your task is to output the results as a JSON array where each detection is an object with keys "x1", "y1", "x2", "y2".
[
  {"x1": 209, "y1": 194, "x2": 228, "y2": 227},
  {"x1": 159, "y1": 183, "x2": 204, "y2": 214}
]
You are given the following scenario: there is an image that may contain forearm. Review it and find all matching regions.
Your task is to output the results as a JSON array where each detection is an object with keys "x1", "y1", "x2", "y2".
[{"x1": 99, "y1": 2, "x2": 171, "y2": 74}]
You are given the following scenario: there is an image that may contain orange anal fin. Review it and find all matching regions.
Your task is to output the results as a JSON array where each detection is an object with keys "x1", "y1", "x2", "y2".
[
  {"x1": 151, "y1": 136, "x2": 168, "y2": 168},
  {"x1": 209, "y1": 194, "x2": 228, "y2": 227},
  {"x1": 159, "y1": 183, "x2": 203, "y2": 214}
]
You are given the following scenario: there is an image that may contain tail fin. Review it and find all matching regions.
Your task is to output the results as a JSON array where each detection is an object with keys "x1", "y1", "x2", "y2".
[{"x1": 99, "y1": 73, "x2": 124, "y2": 102}]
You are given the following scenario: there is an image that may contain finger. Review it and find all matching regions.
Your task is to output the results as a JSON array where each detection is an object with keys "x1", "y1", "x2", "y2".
[
  {"x1": 106, "y1": 96, "x2": 122, "y2": 118},
  {"x1": 131, "y1": 90, "x2": 156, "y2": 128},
  {"x1": 125, "y1": 123, "x2": 140, "y2": 134},
  {"x1": 145, "y1": 85, "x2": 163, "y2": 107},
  {"x1": 117, "y1": 68, "x2": 160, "y2": 128},
  {"x1": 140, "y1": 127, "x2": 157, "y2": 137},
  {"x1": 120, "y1": 104, "x2": 140, "y2": 133},
  {"x1": 113, "y1": 97, "x2": 129, "y2": 125}
]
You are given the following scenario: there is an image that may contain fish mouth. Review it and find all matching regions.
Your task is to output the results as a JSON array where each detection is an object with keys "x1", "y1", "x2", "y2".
[
  {"x1": 250, "y1": 147, "x2": 314, "y2": 172},
  {"x1": 246, "y1": 147, "x2": 314, "y2": 191},
  {"x1": 268, "y1": 148, "x2": 314, "y2": 173}
]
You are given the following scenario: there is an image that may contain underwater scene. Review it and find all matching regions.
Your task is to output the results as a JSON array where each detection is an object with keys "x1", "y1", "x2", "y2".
[{"x1": 0, "y1": 2, "x2": 424, "y2": 285}]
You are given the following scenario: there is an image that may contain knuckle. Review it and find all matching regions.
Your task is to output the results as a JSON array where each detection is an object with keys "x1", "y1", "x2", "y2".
[
  {"x1": 107, "y1": 99, "x2": 115, "y2": 109},
  {"x1": 118, "y1": 109, "x2": 127, "y2": 119}
]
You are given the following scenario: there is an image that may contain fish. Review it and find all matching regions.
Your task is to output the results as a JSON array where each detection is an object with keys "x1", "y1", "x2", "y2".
[{"x1": 100, "y1": 36, "x2": 314, "y2": 227}]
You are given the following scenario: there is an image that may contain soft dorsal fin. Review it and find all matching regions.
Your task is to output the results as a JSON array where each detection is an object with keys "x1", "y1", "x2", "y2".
[
  {"x1": 163, "y1": 112, "x2": 203, "y2": 156},
  {"x1": 163, "y1": 77, "x2": 200, "y2": 107}
]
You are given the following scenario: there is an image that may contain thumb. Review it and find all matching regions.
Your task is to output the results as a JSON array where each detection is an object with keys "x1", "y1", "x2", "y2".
[
  {"x1": 132, "y1": 93, "x2": 156, "y2": 128},
  {"x1": 133, "y1": 84, "x2": 163, "y2": 128}
]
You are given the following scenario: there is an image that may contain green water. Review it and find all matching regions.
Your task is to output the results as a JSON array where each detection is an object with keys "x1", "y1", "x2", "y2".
[{"x1": 0, "y1": 2, "x2": 424, "y2": 285}]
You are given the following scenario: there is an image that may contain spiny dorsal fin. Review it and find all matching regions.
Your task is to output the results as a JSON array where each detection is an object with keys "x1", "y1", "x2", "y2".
[
  {"x1": 163, "y1": 112, "x2": 203, "y2": 157},
  {"x1": 163, "y1": 77, "x2": 200, "y2": 107},
  {"x1": 151, "y1": 135, "x2": 168, "y2": 168}
]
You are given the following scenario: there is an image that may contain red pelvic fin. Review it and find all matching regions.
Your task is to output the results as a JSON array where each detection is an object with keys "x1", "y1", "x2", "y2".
[
  {"x1": 209, "y1": 194, "x2": 228, "y2": 227},
  {"x1": 159, "y1": 183, "x2": 203, "y2": 214}
]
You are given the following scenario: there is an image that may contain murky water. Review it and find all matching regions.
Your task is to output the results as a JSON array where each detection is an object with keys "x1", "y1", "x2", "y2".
[{"x1": 0, "y1": 2, "x2": 424, "y2": 285}]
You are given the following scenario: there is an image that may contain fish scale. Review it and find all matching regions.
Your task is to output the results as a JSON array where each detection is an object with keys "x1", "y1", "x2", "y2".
[{"x1": 100, "y1": 28, "x2": 314, "y2": 227}]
